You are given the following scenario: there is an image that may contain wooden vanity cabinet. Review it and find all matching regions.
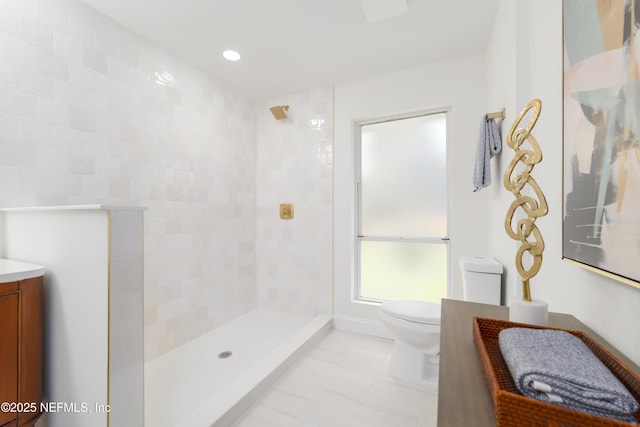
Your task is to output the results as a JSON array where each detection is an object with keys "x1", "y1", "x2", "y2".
[{"x1": 0, "y1": 277, "x2": 43, "y2": 427}]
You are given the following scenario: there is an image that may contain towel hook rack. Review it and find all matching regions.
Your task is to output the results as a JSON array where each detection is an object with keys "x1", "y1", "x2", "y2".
[{"x1": 487, "y1": 108, "x2": 505, "y2": 120}]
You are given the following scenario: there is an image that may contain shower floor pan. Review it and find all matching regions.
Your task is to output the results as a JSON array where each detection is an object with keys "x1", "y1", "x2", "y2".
[{"x1": 145, "y1": 309, "x2": 332, "y2": 427}]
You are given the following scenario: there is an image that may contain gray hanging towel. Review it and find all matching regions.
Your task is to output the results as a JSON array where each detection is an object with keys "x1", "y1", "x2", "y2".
[{"x1": 473, "y1": 115, "x2": 502, "y2": 191}]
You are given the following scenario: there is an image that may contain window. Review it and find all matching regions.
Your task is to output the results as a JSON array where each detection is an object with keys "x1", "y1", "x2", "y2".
[{"x1": 356, "y1": 112, "x2": 449, "y2": 303}]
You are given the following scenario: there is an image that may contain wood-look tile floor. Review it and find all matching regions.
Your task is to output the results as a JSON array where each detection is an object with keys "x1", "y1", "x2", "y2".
[{"x1": 231, "y1": 329, "x2": 438, "y2": 427}]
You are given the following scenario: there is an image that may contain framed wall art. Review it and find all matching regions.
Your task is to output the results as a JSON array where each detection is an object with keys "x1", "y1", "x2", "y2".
[{"x1": 563, "y1": 0, "x2": 640, "y2": 288}]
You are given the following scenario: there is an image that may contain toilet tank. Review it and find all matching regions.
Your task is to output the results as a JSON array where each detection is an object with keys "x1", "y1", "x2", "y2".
[{"x1": 459, "y1": 255, "x2": 503, "y2": 305}]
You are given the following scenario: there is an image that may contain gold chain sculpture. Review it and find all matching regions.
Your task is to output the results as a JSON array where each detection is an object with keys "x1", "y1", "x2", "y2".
[{"x1": 503, "y1": 99, "x2": 548, "y2": 302}]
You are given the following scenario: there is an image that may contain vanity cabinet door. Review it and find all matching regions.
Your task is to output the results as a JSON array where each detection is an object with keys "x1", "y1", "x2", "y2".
[
  {"x1": 0, "y1": 277, "x2": 43, "y2": 427},
  {"x1": 0, "y1": 285, "x2": 19, "y2": 427},
  {"x1": 18, "y1": 277, "x2": 43, "y2": 426}
]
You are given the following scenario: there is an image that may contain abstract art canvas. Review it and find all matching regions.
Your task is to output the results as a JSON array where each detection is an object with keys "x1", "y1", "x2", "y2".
[{"x1": 563, "y1": 0, "x2": 640, "y2": 287}]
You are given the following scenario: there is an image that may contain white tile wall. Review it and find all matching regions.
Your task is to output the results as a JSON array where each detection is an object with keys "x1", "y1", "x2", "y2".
[
  {"x1": 1, "y1": 0, "x2": 336, "y2": 361},
  {"x1": 0, "y1": 0, "x2": 258, "y2": 360},
  {"x1": 256, "y1": 88, "x2": 333, "y2": 316},
  {"x1": 109, "y1": 207, "x2": 145, "y2": 426}
]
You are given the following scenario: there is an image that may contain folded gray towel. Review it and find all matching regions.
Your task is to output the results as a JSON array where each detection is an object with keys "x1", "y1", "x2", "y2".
[
  {"x1": 472, "y1": 115, "x2": 502, "y2": 191},
  {"x1": 499, "y1": 327, "x2": 638, "y2": 422}
]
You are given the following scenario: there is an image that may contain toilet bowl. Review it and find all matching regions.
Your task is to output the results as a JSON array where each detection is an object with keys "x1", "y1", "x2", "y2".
[
  {"x1": 378, "y1": 256, "x2": 503, "y2": 385},
  {"x1": 378, "y1": 300, "x2": 441, "y2": 385}
]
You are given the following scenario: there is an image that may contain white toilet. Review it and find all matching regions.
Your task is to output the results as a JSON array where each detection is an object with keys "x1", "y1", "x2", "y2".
[{"x1": 378, "y1": 255, "x2": 503, "y2": 385}]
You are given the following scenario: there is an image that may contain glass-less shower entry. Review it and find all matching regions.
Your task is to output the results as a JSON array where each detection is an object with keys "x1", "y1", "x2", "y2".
[{"x1": 356, "y1": 112, "x2": 449, "y2": 304}]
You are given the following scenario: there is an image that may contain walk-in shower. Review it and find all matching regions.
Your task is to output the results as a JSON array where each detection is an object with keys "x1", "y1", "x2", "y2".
[{"x1": 146, "y1": 310, "x2": 331, "y2": 426}]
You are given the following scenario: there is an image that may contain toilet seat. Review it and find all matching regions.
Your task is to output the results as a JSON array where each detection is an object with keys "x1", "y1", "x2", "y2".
[{"x1": 381, "y1": 300, "x2": 441, "y2": 325}]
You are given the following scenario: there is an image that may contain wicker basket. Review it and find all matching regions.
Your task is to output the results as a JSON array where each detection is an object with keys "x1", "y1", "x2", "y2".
[{"x1": 472, "y1": 317, "x2": 640, "y2": 427}]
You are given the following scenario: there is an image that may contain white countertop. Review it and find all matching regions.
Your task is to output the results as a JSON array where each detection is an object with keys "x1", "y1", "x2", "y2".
[{"x1": 0, "y1": 259, "x2": 45, "y2": 282}]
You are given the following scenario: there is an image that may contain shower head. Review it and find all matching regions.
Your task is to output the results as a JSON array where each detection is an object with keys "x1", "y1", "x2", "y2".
[{"x1": 269, "y1": 105, "x2": 290, "y2": 120}]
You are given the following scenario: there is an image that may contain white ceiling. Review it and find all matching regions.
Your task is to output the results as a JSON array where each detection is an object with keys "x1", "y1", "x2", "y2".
[{"x1": 83, "y1": 0, "x2": 499, "y2": 101}]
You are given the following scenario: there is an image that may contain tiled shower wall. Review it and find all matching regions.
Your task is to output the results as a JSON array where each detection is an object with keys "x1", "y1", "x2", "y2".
[
  {"x1": 0, "y1": 0, "x2": 257, "y2": 360},
  {"x1": 256, "y1": 89, "x2": 333, "y2": 316}
]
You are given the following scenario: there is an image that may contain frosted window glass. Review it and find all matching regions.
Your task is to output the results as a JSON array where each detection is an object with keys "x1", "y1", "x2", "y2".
[
  {"x1": 360, "y1": 240, "x2": 447, "y2": 303},
  {"x1": 360, "y1": 113, "x2": 447, "y2": 238}
]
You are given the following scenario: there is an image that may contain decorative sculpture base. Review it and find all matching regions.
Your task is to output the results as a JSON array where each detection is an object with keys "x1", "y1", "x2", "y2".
[{"x1": 509, "y1": 298, "x2": 548, "y2": 326}]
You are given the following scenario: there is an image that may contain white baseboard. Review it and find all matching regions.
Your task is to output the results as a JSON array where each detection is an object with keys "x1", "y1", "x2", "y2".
[{"x1": 332, "y1": 314, "x2": 394, "y2": 340}]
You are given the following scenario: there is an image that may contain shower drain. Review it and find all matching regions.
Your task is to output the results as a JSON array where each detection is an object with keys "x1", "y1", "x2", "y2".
[{"x1": 217, "y1": 350, "x2": 233, "y2": 359}]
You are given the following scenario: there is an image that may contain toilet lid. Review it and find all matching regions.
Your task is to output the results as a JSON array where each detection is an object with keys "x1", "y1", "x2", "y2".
[{"x1": 381, "y1": 300, "x2": 441, "y2": 325}]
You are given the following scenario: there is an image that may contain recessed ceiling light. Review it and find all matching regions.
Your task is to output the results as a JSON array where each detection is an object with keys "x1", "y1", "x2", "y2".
[{"x1": 223, "y1": 50, "x2": 241, "y2": 61}]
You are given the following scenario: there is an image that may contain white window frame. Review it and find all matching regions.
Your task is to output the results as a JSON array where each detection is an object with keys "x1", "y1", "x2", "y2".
[{"x1": 354, "y1": 109, "x2": 452, "y2": 304}]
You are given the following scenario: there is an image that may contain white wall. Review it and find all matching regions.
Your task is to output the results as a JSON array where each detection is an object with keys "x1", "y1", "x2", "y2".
[
  {"x1": 333, "y1": 53, "x2": 490, "y2": 321},
  {"x1": 0, "y1": 0, "x2": 256, "y2": 360},
  {"x1": 255, "y1": 88, "x2": 333, "y2": 316},
  {"x1": 3, "y1": 206, "x2": 145, "y2": 427},
  {"x1": 487, "y1": 0, "x2": 640, "y2": 365},
  {"x1": 485, "y1": 0, "x2": 521, "y2": 304}
]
